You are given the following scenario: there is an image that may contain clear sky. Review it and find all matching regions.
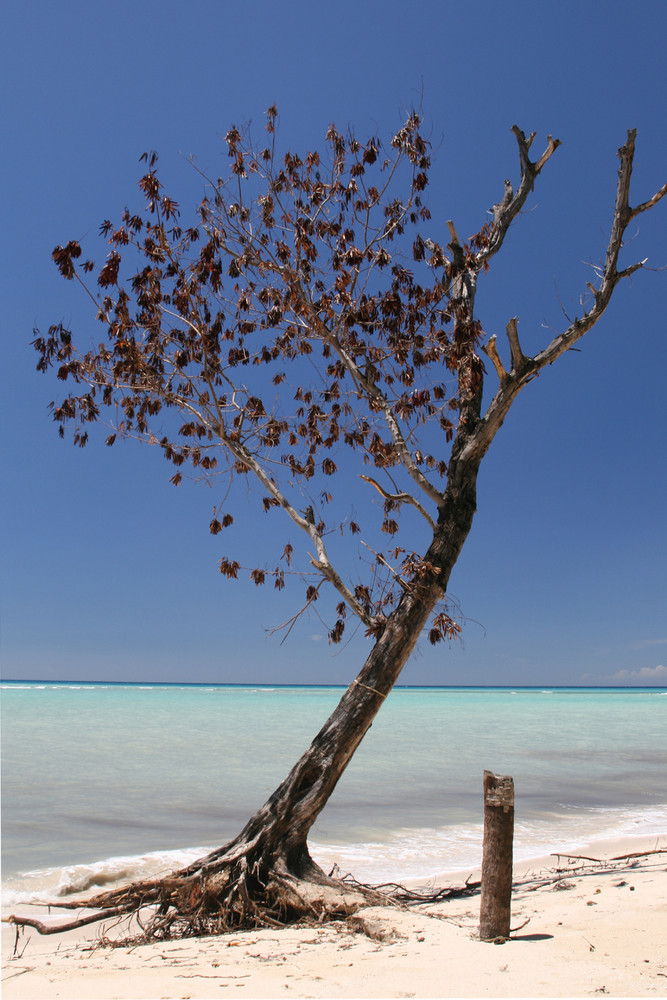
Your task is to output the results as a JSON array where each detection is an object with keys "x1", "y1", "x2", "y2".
[{"x1": 1, "y1": 0, "x2": 665, "y2": 687}]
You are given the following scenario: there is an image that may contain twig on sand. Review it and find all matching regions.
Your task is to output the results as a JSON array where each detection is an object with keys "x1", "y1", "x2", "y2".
[
  {"x1": 175, "y1": 973, "x2": 250, "y2": 980},
  {"x1": 609, "y1": 848, "x2": 667, "y2": 861},
  {"x1": 2, "y1": 965, "x2": 37, "y2": 981},
  {"x1": 550, "y1": 848, "x2": 667, "y2": 865}
]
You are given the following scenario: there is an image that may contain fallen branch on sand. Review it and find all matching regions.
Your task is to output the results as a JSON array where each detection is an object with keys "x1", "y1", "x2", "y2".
[{"x1": 551, "y1": 848, "x2": 667, "y2": 865}]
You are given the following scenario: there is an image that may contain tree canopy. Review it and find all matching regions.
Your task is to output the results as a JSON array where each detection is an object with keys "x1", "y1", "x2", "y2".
[
  {"x1": 36, "y1": 112, "x2": 664, "y2": 653},
  {"x1": 34, "y1": 110, "x2": 618, "y2": 650}
]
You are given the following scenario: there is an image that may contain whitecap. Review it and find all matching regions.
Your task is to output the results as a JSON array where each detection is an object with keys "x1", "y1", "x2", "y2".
[{"x1": 2, "y1": 846, "x2": 213, "y2": 908}]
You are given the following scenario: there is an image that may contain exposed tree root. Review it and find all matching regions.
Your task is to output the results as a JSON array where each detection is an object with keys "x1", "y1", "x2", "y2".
[
  {"x1": 4, "y1": 843, "x2": 393, "y2": 944},
  {"x1": 4, "y1": 840, "x2": 486, "y2": 947},
  {"x1": 332, "y1": 865, "x2": 482, "y2": 904}
]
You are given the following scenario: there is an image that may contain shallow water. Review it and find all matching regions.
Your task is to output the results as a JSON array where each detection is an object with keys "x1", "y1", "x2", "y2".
[{"x1": 2, "y1": 682, "x2": 665, "y2": 899}]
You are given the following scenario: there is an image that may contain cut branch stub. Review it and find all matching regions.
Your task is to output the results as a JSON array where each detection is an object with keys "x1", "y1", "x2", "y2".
[
  {"x1": 481, "y1": 334, "x2": 507, "y2": 382},
  {"x1": 505, "y1": 317, "x2": 525, "y2": 372}
]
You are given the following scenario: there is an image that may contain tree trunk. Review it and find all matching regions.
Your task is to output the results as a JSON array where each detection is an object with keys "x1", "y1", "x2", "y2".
[
  {"x1": 161, "y1": 468, "x2": 482, "y2": 922},
  {"x1": 13, "y1": 468, "x2": 482, "y2": 938}
]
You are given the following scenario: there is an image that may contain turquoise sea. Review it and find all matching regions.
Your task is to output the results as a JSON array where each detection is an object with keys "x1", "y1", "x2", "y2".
[{"x1": 1, "y1": 682, "x2": 666, "y2": 904}]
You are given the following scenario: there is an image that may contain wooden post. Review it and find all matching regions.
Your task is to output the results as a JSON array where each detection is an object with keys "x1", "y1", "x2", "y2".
[{"x1": 479, "y1": 770, "x2": 514, "y2": 941}]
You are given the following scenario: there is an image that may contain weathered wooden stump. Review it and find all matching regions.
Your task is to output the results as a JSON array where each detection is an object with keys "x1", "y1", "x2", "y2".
[{"x1": 479, "y1": 769, "x2": 514, "y2": 941}]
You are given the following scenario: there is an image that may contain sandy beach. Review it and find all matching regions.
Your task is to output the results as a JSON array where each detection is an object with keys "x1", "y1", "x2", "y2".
[{"x1": 2, "y1": 834, "x2": 666, "y2": 999}]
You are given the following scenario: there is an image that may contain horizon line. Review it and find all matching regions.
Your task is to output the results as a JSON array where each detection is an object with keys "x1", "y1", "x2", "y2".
[{"x1": 2, "y1": 678, "x2": 666, "y2": 691}]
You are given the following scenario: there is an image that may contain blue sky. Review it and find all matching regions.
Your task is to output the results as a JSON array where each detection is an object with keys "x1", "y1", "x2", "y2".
[{"x1": 1, "y1": 0, "x2": 665, "y2": 686}]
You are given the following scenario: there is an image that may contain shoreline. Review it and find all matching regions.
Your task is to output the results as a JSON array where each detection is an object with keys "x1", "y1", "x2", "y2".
[
  {"x1": 5, "y1": 801, "x2": 666, "y2": 906},
  {"x1": 3, "y1": 832, "x2": 666, "y2": 998}
]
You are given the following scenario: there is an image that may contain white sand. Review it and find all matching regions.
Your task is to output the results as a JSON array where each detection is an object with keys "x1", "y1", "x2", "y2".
[{"x1": 3, "y1": 834, "x2": 666, "y2": 999}]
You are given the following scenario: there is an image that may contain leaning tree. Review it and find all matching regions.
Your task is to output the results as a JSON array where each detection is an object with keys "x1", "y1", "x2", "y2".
[{"x1": 16, "y1": 109, "x2": 665, "y2": 938}]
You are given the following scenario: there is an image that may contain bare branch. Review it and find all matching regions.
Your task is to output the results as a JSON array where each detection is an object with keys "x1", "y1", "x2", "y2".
[
  {"x1": 490, "y1": 179, "x2": 514, "y2": 225},
  {"x1": 359, "y1": 474, "x2": 437, "y2": 530},
  {"x1": 481, "y1": 334, "x2": 507, "y2": 382},
  {"x1": 629, "y1": 181, "x2": 667, "y2": 219},
  {"x1": 476, "y1": 128, "x2": 562, "y2": 268},
  {"x1": 216, "y1": 427, "x2": 378, "y2": 630},
  {"x1": 533, "y1": 129, "x2": 665, "y2": 369},
  {"x1": 446, "y1": 219, "x2": 461, "y2": 246},
  {"x1": 505, "y1": 317, "x2": 526, "y2": 372},
  {"x1": 321, "y1": 329, "x2": 446, "y2": 508},
  {"x1": 360, "y1": 540, "x2": 410, "y2": 592},
  {"x1": 460, "y1": 130, "x2": 664, "y2": 470},
  {"x1": 266, "y1": 582, "x2": 324, "y2": 644}
]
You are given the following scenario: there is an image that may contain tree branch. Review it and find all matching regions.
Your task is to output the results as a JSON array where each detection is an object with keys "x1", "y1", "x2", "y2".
[
  {"x1": 505, "y1": 317, "x2": 526, "y2": 372},
  {"x1": 481, "y1": 334, "x2": 507, "y2": 382},
  {"x1": 477, "y1": 128, "x2": 562, "y2": 268},
  {"x1": 216, "y1": 426, "x2": 379, "y2": 630},
  {"x1": 533, "y1": 128, "x2": 666, "y2": 370},
  {"x1": 459, "y1": 130, "x2": 665, "y2": 469},
  {"x1": 317, "y1": 325, "x2": 446, "y2": 508},
  {"x1": 631, "y1": 182, "x2": 667, "y2": 218},
  {"x1": 266, "y1": 582, "x2": 325, "y2": 644},
  {"x1": 360, "y1": 540, "x2": 410, "y2": 592},
  {"x1": 359, "y1": 474, "x2": 437, "y2": 530}
]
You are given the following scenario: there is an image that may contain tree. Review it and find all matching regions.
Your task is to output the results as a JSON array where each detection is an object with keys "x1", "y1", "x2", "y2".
[{"x1": 19, "y1": 110, "x2": 665, "y2": 938}]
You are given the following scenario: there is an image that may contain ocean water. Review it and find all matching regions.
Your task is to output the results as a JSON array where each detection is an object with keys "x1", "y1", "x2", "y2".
[{"x1": 1, "y1": 682, "x2": 665, "y2": 905}]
